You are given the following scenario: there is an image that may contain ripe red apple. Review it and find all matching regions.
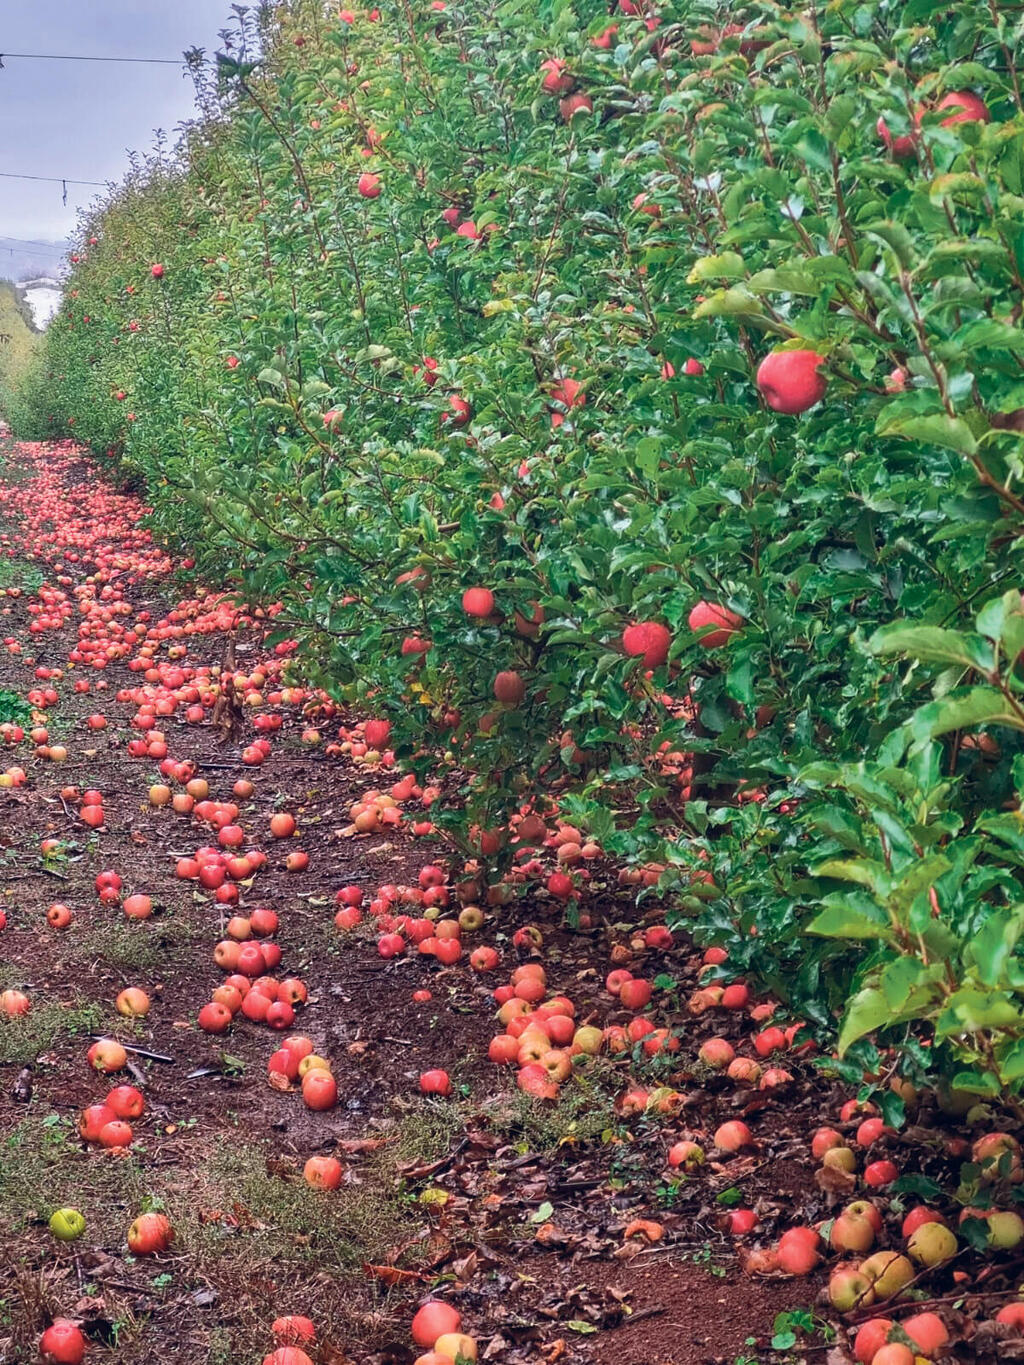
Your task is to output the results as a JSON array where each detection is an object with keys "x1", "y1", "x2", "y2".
[
  {"x1": 560, "y1": 93, "x2": 593, "y2": 120},
  {"x1": 419, "y1": 1069, "x2": 452, "y2": 1096},
  {"x1": 864, "y1": 1159, "x2": 899, "y2": 1188},
  {"x1": 853, "y1": 1319, "x2": 893, "y2": 1365},
  {"x1": 698, "y1": 1037, "x2": 734, "y2": 1069},
  {"x1": 411, "y1": 1301, "x2": 462, "y2": 1348},
  {"x1": 876, "y1": 115, "x2": 917, "y2": 158},
  {"x1": 667, "y1": 1140, "x2": 704, "y2": 1169},
  {"x1": 462, "y1": 587, "x2": 495, "y2": 618},
  {"x1": 755, "y1": 349, "x2": 827, "y2": 414},
  {"x1": 87, "y1": 1039, "x2": 127, "y2": 1073},
  {"x1": 493, "y1": 670, "x2": 525, "y2": 705},
  {"x1": 106, "y1": 1085, "x2": 145, "y2": 1120},
  {"x1": 39, "y1": 1320, "x2": 87, "y2": 1365},
  {"x1": 539, "y1": 57, "x2": 573, "y2": 95},
  {"x1": 621, "y1": 621, "x2": 671, "y2": 668},
  {"x1": 272, "y1": 1316, "x2": 316, "y2": 1346},
  {"x1": 714, "y1": 1120, "x2": 753, "y2": 1152},
  {"x1": 937, "y1": 89, "x2": 990, "y2": 125},
  {"x1": 776, "y1": 1226, "x2": 822, "y2": 1275},
  {"x1": 304, "y1": 1155, "x2": 343, "y2": 1189},
  {"x1": 619, "y1": 977, "x2": 652, "y2": 1010},
  {"x1": 301, "y1": 1069, "x2": 338, "y2": 1111},
  {"x1": 127, "y1": 1211, "x2": 173, "y2": 1254},
  {"x1": 116, "y1": 987, "x2": 150, "y2": 1017},
  {"x1": 895, "y1": 1313, "x2": 946, "y2": 1356},
  {"x1": 688, "y1": 601, "x2": 742, "y2": 648}
]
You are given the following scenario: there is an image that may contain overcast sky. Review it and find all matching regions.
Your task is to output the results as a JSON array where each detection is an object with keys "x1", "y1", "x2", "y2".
[{"x1": 0, "y1": 1, "x2": 238, "y2": 257}]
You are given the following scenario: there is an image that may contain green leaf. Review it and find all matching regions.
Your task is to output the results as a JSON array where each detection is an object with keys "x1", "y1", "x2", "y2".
[
  {"x1": 998, "y1": 1039, "x2": 1024, "y2": 1083},
  {"x1": 878, "y1": 956, "x2": 944, "y2": 1011},
  {"x1": 811, "y1": 858, "x2": 890, "y2": 894},
  {"x1": 839, "y1": 987, "x2": 893, "y2": 1055},
  {"x1": 692, "y1": 287, "x2": 765, "y2": 320},
  {"x1": 531, "y1": 1201, "x2": 554, "y2": 1223},
  {"x1": 876, "y1": 412, "x2": 978, "y2": 458},
  {"x1": 967, "y1": 906, "x2": 1024, "y2": 987},
  {"x1": 867, "y1": 221, "x2": 917, "y2": 270},
  {"x1": 909, "y1": 688, "x2": 1024, "y2": 745},
  {"x1": 867, "y1": 623, "x2": 993, "y2": 673},
  {"x1": 686, "y1": 252, "x2": 745, "y2": 284},
  {"x1": 806, "y1": 902, "x2": 895, "y2": 942},
  {"x1": 890, "y1": 855, "x2": 951, "y2": 915},
  {"x1": 937, "y1": 988, "x2": 1024, "y2": 1035},
  {"x1": 951, "y1": 1068, "x2": 1002, "y2": 1097}
]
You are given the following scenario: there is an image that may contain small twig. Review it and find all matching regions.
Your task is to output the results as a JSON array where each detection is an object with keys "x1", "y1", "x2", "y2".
[
  {"x1": 851, "y1": 1283, "x2": 1024, "y2": 1321},
  {"x1": 620, "y1": 1306, "x2": 666, "y2": 1326},
  {"x1": 87, "y1": 1036, "x2": 175, "y2": 1063}
]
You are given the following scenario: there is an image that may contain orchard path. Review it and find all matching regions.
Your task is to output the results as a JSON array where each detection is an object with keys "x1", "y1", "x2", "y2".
[{"x1": 0, "y1": 440, "x2": 1003, "y2": 1365}]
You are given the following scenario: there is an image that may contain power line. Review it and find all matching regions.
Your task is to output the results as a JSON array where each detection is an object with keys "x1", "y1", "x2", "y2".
[
  {"x1": 0, "y1": 171, "x2": 107, "y2": 188},
  {"x1": 0, "y1": 52, "x2": 184, "y2": 67},
  {"x1": 0, "y1": 235, "x2": 68, "y2": 253},
  {"x1": 0, "y1": 247, "x2": 67, "y2": 263}
]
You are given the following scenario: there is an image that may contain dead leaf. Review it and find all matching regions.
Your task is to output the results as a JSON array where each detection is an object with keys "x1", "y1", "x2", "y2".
[
  {"x1": 534, "y1": 1222, "x2": 571, "y2": 1248},
  {"x1": 814, "y1": 1162, "x2": 857, "y2": 1195},
  {"x1": 336, "y1": 1137, "x2": 389, "y2": 1155},
  {"x1": 623, "y1": 1219, "x2": 664, "y2": 1243},
  {"x1": 363, "y1": 1263, "x2": 428, "y2": 1286},
  {"x1": 450, "y1": 1251, "x2": 480, "y2": 1284}
]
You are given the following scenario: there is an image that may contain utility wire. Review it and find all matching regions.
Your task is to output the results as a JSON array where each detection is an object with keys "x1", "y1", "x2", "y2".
[
  {"x1": 0, "y1": 235, "x2": 68, "y2": 254},
  {"x1": 0, "y1": 171, "x2": 106, "y2": 188},
  {"x1": 0, "y1": 52, "x2": 184, "y2": 66},
  {"x1": 0, "y1": 170, "x2": 108, "y2": 207}
]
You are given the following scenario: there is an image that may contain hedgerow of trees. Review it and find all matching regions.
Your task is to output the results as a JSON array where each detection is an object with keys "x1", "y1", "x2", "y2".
[{"x1": 12, "y1": 0, "x2": 1024, "y2": 1112}]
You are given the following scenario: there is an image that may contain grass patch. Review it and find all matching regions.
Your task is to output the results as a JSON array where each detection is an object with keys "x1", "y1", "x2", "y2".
[
  {"x1": 64, "y1": 917, "x2": 199, "y2": 974},
  {"x1": 0, "y1": 1116, "x2": 149, "y2": 1362},
  {"x1": 0, "y1": 1115, "x2": 147, "y2": 1230},
  {"x1": 0, "y1": 557, "x2": 43, "y2": 596},
  {"x1": 0, "y1": 999, "x2": 103, "y2": 1065},
  {"x1": 378, "y1": 1100, "x2": 466, "y2": 1168},
  {"x1": 191, "y1": 1137, "x2": 416, "y2": 1274},
  {"x1": 482, "y1": 1063, "x2": 620, "y2": 1150}
]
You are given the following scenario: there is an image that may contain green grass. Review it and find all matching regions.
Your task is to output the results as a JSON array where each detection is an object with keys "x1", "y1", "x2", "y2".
[
  {"x1": 0, "y1": 1115, "x2": 148, "y2": 1228},
  {"x1": 0, "y1": 1106, "x2": 462, "y2": 1365},
  {"x1": 0, "y1": 557, "x2": 43, "y2": 596},
  {"x1": 64, "y1": 917, "x2": 200, "y2": 974},
  {"x1": 481, "y1": 1062, "x2": 620, "y2": 1150},
  {"x1": 0, "y1": 999, "x2": 103, "y2": 1066}
]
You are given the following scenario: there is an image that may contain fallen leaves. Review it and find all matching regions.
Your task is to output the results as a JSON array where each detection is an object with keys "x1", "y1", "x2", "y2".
[{"x1": 362, "y1": 1263, "x2": 428, "y2": 1286}]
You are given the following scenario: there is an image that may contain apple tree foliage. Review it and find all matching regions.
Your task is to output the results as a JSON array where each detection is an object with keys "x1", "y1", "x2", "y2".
[{"x1": 11, "y1": 0, "x2": 1024, "y2": 1106}]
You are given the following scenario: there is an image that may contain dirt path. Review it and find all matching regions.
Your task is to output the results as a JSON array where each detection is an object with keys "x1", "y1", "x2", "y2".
[{"x1": 0, "y1": 441, "x2": 1013, "y2": 1365}]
